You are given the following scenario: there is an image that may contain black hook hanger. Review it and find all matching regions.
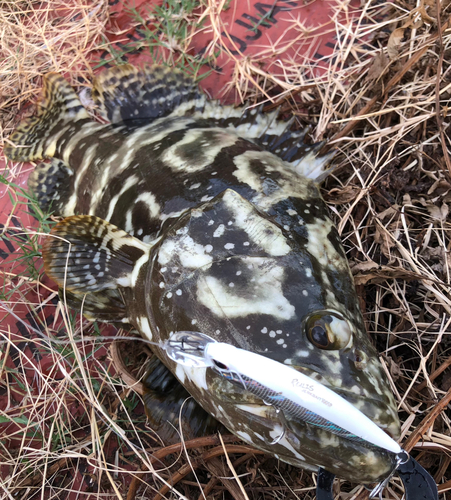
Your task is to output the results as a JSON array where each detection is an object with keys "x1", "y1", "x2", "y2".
[{"x1": 316, "y1": 455, "x2": 438, "y2": 500}]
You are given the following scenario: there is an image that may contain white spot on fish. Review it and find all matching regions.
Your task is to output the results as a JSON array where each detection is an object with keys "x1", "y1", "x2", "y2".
[
  {"x1": 213, "y1": 224, "x2": 225, "y2": 237},
  {"x1": 158, "y1": 235, "x2": 213, "y2": 269},
  {"x1": 235, "y1": 430, "x2": 252, "y2": 443}
]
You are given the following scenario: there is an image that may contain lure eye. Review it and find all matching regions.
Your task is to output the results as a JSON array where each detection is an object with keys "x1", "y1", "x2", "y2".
[
  {"x1": 213, "y1": 360, "x2": 228, "y2": 370},
  {"x1": 305, "y1": 312, "x2": 352, "y2": 350}
]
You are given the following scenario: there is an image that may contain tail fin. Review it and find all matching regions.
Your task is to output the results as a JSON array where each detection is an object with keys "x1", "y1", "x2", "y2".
[{"x1": 5, "y1": 74, "x2": 89, "y2": 162}]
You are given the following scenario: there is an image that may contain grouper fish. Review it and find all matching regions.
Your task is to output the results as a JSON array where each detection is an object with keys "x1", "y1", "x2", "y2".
[{"x1": 5, "y1": 65, "x2": 401, "y2": 483}]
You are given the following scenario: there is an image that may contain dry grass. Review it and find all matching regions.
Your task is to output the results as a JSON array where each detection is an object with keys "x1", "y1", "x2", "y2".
[
  {"x1": 1, "y1": 0, "x2": 109, "y2": 180},
  {"x1": 1, "y1": 0, "x2": 451, "y2": 499}
]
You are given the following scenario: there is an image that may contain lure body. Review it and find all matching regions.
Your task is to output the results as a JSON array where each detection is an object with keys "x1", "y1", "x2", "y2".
[{"x1": 204, "y1": 342, "x2": 402, "y2": 454}]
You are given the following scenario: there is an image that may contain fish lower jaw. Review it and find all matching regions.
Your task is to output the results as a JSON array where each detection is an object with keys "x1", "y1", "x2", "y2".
[{"x1": 217, "y1": 402, "x2": 396, "y2": 483}]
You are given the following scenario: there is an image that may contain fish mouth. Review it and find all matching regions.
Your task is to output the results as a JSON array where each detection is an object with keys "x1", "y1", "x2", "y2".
[
  {"x1": 231, "y1": 399, "x2": 397, "y2": 483},
  {"x1": 203, "y1": 355, "x2": 400, "y2": 482}
]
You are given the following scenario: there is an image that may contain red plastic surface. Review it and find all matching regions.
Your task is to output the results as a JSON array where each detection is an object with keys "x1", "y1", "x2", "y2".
[{"x1": 98, "y1": 0, "x2": 363, "y2": 101}]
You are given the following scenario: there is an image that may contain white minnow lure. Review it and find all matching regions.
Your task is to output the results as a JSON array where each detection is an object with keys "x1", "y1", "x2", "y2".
[
  {"x1": 164, "y1": 331, "x2": 402, "y2": 455},
  {"x1": 164, "y1": 333, "x2": 439, "y2": 500}
]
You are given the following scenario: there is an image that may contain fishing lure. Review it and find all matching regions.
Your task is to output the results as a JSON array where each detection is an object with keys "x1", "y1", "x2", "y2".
[{"x1": 163, "y1": 331, "x2": 438, "y2": 500}]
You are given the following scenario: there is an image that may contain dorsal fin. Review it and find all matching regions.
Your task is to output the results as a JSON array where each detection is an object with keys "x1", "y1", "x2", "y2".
[
  {"x1": 42, "y1": 215, "x2": 151, "y2": 293},
  {"x1": 92, "y1": 64, "x2": 205, "y2": 123},
  {"x1": 91, "y1": 64, "x2": 333, "y2": 179},
  {"x1": 5, "y1": 74, "x2": 89, "y2": 161},
  {"x1": 197, "y1": 102, "x2": 334, "y2": 180}
]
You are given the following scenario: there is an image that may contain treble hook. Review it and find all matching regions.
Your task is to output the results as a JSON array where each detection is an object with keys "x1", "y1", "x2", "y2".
[
  {"x1": 263, "y1": 406, "x2": 287, "y2": 445},
  {"x1": 369, "y1": 451, "x2": 409, "y2": 500}
]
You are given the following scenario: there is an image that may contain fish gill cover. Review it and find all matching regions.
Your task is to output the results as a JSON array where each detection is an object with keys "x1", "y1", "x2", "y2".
[{"x1": 0, "y1": 0, "x2": 450, "y2": 499}]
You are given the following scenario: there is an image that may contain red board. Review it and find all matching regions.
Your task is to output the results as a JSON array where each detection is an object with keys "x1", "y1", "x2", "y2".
[{"x1": 96, "y1": 0, "x2": 363, "y2": 101}]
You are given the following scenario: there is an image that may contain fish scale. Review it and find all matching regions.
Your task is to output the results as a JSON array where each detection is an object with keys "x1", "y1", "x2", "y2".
[{"x1": 5, "y1": 64, "x2": 401, "y2": 483}]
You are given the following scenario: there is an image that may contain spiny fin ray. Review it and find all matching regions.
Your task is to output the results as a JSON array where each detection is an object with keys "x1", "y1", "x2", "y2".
[
  {"x1": 91, "y1": 64, "x2": 332, "y2": 179},
  {"x1": 198, "y1": 102, "x2": 333, "y2": 180}
]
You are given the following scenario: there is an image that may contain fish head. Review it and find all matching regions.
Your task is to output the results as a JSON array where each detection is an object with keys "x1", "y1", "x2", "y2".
[{"x1": 146, "y1": 188, "x2": 400, "y2": 482}]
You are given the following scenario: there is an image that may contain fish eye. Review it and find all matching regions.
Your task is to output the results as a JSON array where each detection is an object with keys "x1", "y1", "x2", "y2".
[{"x1": 305, "y1": 311, "x2": 352, "y2": 350}]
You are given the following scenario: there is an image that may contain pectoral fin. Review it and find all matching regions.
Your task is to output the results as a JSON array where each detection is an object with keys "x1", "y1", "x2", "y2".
[
  {"x1": 61, "y1": 288, "x2": 128, "y2": 324},
  {"x1": 43, "y1": 215, "x2": 151, "y2": 294}
]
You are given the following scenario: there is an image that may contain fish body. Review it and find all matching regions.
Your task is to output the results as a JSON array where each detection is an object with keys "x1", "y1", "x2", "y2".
[{"x1": 5, "y1": 65, "x2": 400, "y2": 483}]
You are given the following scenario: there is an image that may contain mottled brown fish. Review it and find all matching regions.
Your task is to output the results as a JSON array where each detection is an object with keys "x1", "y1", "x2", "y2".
[{"x1": 5, "y1": 65, "x2": 400, "y2": 483}]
